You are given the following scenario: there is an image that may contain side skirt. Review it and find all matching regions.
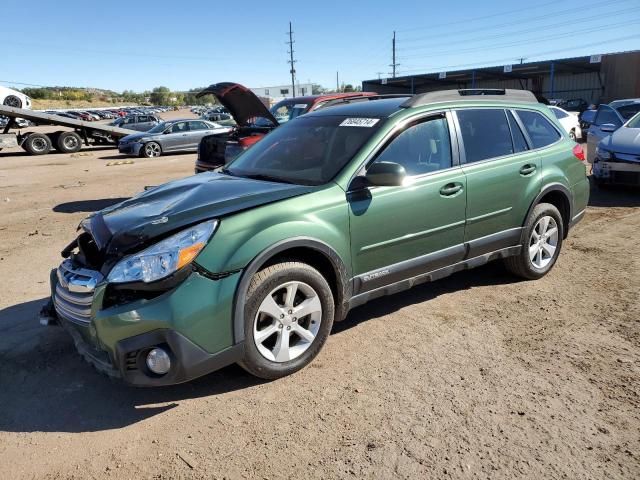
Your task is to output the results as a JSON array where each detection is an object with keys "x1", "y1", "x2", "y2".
[{"x1": 347, "y1": 245, "x2": 521, "y2": 310}]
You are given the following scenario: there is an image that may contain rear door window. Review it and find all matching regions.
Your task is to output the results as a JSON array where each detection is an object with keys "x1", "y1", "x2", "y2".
[
  {"x1": 188, "y1": 121, "x2": 209, "y2": 130},
  {"x1": 456, "y1": 109, "x2": 514, "y2": 163},
  {"x1": 516, "y1": 110, "x2": 561, "y2": 149}
]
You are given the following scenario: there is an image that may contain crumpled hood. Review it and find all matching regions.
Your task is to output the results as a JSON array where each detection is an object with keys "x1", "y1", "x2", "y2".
[
  {"x1": 602, "y1": 127, "x2": 640, "y2": 157},
  {"x1": 83, "y1": 173, "x2": 315, "y2": 258}
]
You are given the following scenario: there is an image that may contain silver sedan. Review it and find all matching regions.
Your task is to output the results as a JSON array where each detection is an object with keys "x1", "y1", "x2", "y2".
[{"x1": 118, "y1": 119, "x2": 232, "y2": 158}]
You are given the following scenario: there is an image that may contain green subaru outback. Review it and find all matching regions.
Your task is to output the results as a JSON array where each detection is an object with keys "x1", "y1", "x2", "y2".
[{"x1": 45, "y1": 89, "x2": 589, "y2": 386}]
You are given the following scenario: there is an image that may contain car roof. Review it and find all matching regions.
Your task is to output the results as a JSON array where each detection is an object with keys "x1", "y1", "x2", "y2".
[{"x1": 305, "y1": 97, "x2": 407, "y2": 118}]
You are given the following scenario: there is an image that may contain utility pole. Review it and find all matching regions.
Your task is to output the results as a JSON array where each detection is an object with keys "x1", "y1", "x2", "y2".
[
  {"x1": 390, "y1": 31, "x2": 399, "y2": 78},
  {"x1": 336, "y1": 71, "x2": 339, "y2": 92},
  {"x1": 287, "y1": 22, "x2": 297, "y2": 98},
  {"x1": 517, "y1": 57, "x2": 526, "y2": 64}
]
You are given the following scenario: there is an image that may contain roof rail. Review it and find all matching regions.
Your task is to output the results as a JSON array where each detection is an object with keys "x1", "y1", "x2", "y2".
[
  {"x1": 401, "y1": 89, "x2": 538, "y2": 108},
  {"x1": 318, "y1": 94, "x2": 412, "y2": 110}
]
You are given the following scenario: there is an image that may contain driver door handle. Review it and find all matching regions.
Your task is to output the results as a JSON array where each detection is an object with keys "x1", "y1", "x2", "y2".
[{"x1": 439, "y1": 182, "x2": 463, "y2": 196}]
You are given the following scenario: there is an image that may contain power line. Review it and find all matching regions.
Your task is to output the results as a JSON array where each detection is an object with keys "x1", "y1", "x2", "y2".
[
  {"x1": 399, "y1": 5, "x2": 640, "y2": 52},
  {"x1": 401, "y1": 0, "x2": 632, "y2": 43},
  {"x1": 396, "y1": 0, "x2": 560, "y2": 33},
  {"x1": 397, "y1": 18, "x2": 639, "y2": 60},
  {"x1": 394, "y1": 37, "x2": 640, "y2": 75}
]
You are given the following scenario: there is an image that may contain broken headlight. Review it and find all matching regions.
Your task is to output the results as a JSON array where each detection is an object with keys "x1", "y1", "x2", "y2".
[{"x1": 107, "y1": 220, "x2": 217, "y2": 284}]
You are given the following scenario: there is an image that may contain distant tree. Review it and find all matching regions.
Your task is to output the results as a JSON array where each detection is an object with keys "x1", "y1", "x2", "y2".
[
  {"x1": 342, "y1": 84, "x2": 355, "y2": 93},
  {"x1": 150, "y1": 86, "x2": 171, "y2": 105},
  {"x1": 311, "y1": 83, "x2": 326, "y2": 95}
]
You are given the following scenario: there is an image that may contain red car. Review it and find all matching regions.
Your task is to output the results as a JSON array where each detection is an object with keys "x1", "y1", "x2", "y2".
[{"x1": 194, "y1": 83, "x2": 376, "y2": 173}]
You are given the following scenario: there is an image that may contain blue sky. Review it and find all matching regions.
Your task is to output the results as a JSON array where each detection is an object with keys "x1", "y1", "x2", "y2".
[{"x1": 1, "y1": 0, "x2": 639, "y2": 93}]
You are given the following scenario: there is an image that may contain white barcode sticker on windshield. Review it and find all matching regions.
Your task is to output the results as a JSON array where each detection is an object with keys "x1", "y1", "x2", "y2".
[{"x1": 340, "y1": 118, "x2": 379, "y2": 127}]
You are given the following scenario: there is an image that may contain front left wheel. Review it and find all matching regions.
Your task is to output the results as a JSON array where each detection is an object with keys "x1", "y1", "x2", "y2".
[
  {"x1": 239, "y1": 261, "x2": 335, "y2": 379},
  {"x1": 141, "y1": 141, "x2": 162, "y2": 158}
]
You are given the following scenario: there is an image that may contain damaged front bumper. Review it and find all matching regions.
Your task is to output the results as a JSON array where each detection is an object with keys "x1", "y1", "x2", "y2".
[
  {"x1": 118, "y1": 142, "x2": 143, "y2": 156},
  {"x1": 593, "y1": 155, "x2": 640, "y2": 185},
  {"x1": 47, "y1": 261, "x2": 244, "y2": 386}
]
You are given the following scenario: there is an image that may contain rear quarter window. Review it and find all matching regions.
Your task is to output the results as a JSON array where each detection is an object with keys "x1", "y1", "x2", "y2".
[{"x1": 516, "y1": 110, "x2": 561, "y2": 149}]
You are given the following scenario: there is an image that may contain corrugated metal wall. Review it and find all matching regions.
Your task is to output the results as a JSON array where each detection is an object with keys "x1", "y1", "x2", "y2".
[
  {"x1": 362, "y1": 51, "x2": 640, "y2": 104},
  {"x1": 601, "y1": 51, "x2": 640, "y2": 102}
]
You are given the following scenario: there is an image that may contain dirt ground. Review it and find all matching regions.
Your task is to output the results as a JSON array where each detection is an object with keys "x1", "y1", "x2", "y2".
[{"x1": 0, "y1": 110, "x2": 639, "y2": 479}]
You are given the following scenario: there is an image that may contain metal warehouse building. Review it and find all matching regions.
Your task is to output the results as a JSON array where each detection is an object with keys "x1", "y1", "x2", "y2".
[{"x1": 362, "y1": 50, "x2": 640, "y2": 104}]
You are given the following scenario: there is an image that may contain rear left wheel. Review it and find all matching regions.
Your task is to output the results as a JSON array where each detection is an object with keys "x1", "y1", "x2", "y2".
[
  {"x1": 239, "y1": 261, "x2": 335, "y2": 379},
  {"x1": 504, "y1": 202, "x2": 563, "y2": 279},
  {"x1": 56, "y1": 131, "x2": 82, "y2": 153}
]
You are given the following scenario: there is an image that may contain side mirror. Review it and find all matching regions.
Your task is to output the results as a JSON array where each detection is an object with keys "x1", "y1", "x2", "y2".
[
  {"x1": 366, "y1": 161, "x2": 406, "y2": 187},
  {"x1": 600, "y1": 123, "x2": 617, "y2": 133}
]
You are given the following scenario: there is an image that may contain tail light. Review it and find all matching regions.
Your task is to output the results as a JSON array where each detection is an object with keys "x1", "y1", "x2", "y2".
[{"x1": 572, "y1": 144, "x2": 585, "y2": 162}]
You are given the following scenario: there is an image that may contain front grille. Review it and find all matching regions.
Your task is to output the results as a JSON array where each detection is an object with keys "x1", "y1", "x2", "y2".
[{"x1": 53, "y1": 260, "x2": 104, "y2": 326}]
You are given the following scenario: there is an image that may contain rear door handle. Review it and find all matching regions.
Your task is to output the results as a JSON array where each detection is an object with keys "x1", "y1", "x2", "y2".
[
  {"x1": 439, "y1": 183, "x2": 463, "y2": 196},
  {"x1": 520, "y1": 164, "x2": 536, "y2": 176}
]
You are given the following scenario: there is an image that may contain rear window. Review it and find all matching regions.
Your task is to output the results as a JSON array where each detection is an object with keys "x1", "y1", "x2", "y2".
[
  {"x1": 457, "y1": 109, "x2": 514, "y2": 163},
  {"x1": 516, "y1": 110, "x2": 561, "y2": 149}
]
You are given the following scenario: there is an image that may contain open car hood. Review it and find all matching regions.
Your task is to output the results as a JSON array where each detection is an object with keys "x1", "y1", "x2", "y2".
[{"x1": 197, "y1": 82, "x2": 279, "y2": 127}]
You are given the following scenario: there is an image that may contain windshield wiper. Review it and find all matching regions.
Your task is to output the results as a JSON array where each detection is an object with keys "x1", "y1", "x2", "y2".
[{"x1": 241, "y1": 173, "x2": 295, "y2": 184}]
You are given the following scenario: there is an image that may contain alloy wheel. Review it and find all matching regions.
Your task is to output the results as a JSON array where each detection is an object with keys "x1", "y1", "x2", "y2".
[
  {"x1": 529, "y1": 215, "x2": 559, "y2": 269},
  {"x1": 253, "y1": 281, "x2": 322, "y2": 362},
  {"x1": 145, "y1": 142, "x2": 161, "y2": 157}
]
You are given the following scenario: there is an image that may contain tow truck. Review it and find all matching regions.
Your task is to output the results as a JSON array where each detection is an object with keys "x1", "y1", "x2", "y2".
[{"x1": 0, "y1": 105, "x2": 136, "y2": 155}]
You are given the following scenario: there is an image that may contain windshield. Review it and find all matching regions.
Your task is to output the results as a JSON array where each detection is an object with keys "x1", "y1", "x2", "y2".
[
  {"x1": 626, "y1": 112, "x2": 640, "y2": 129},
  {"x1": 226, "y1": 115, "x2": 382, "y2": 186},
  {"x1": 616, "y1": 103, "x2": 640, "y2": 120},
  {"x1": 147, "y1": 122, "x2": 168, "y2": 133},
  {"x1": 269, "y1": 100, "x2": 311, "y2": 124}
]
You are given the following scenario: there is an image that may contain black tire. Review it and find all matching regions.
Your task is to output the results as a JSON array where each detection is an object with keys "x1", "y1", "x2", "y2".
[
  {"x1": 23, "y1": 133, "x2": 52, "y2": 155},
  {"x1": 239, "y1": 261, "x2": 335, "y2": 379},
  {"x1": 3, "y1": 95, "x2": 22, "y2": 108},
  {"x1": 569, "y1": 129, "x2": 577, "y2": 141},
  {"x1": 504, "y1": 202, "x2": 564, "y2": 280},
  {"x1": 56, "y1": 131, "x2": 82, "y2": 153},
  {"x1": 140, "y1": 141, "x2": 162, "y2": 158}
]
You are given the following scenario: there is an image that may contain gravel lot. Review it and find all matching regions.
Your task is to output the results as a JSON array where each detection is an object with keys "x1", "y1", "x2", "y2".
[{"x1": 0, "y1": 110, "x2": 638, "y2": 479}]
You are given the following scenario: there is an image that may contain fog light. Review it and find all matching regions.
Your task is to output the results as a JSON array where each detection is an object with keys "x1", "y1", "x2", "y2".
[{"x1": 146, "y1": 348, "x2": 171, "y2": 375}]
